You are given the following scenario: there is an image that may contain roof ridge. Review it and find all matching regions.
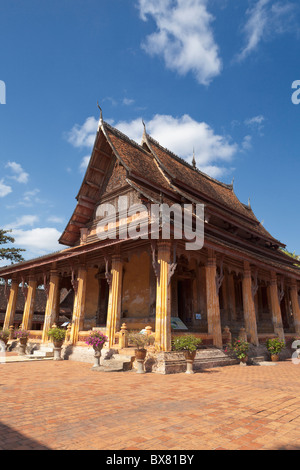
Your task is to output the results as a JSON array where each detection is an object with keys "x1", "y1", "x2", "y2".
[
  {"x1": 104, "y1": 121, "x2": 152, "y2": 157},
  {"x1": 146, "y1": 134, "x2": 233, "y2": 191}
]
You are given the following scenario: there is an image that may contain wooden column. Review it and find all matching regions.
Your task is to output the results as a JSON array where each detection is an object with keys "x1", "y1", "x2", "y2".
[
  {"x1": 3, "y1": 280, "x2": 19, "y2": 329},
  {"x1": 242, "y1": 261, "x2": 259, "y2": 346},
  {"x1": 106, "y1": 255, "x2": 123, "y2": 348},
  {"x1": 155, "y1": 241, "x2": 172, "y2": 352},
  {"x1": 269, "y1": 272, "x2": 285, "y2": 342},
  {"x1": 205, "y1": 252, "x2": 222, "y2": 348},
  {"x1": 42, "y1": 270, "x2": 60, "y2": 343},
  {"x1": 70, "y1": 266, "x2": 87, "y2": 345},
  {"x1": 22, "y1": 278, "x2": 37, "y2": 330},
  {"x1": 290, "y1": 280, "x2": 300, "y2": 336}
]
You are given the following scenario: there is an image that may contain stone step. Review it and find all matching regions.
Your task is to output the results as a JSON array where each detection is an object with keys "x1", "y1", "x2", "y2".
[
  {"x1": 101, "y1": 359, "x2": 132, "y2": 371},
  {"x1": 112, "y1": 354, "x2": 135, "y2": 362},
  {"x1": 250, "y1": 355, "x2": 266, "y2": 364},
  {"x1": 39, "y1": 346, "x2": 54, "y2": 352},
  {"x1": 93, "y1": 361, "x2": 131, "y2": 372},
  {"x1": 32, "y1": 350, "x2": 54, "y2": 357}
]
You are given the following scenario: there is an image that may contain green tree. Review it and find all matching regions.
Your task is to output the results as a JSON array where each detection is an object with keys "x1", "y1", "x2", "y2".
[{"x1": 0, "y1": 229, "x2": 25, "y2": 264}]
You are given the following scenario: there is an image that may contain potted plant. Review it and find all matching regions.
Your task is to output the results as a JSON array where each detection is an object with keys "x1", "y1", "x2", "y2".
[
  {"x1": 128, "y1": 332, "x2": 153, "y2": 374},
  {"x1": 172, "y1": 335, "x2": 202, "y2": 374},
  {"x1": 227, "y1": 339, "x2": 250, "y2": 365},
  {"x1": 14, "y1": 329, "x2": 30, "y2": 355},
  {"x1": 48, "y1": 327, "x2": 67, "y2": 361},
  {"x1": 85, "y1": 331, "x2": 108, "y2": 368},
  {"x1": 266, "y1": 338, "x2": 285, "y2": 362},
  {"x1": 0, "y1": 328, "x2": 10, "y2": 346}
]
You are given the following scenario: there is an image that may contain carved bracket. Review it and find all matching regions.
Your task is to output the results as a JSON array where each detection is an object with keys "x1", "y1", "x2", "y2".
[
  {"x1": 151, "y1": 241, "x2": 160, "y2": 285},
  {"x1": 21, "y1": 278, "x2": 28, "y2": 300},
  {"x1": 216, "y1": 256, "x2": 224, "y2": 294},
  {"x1": 168, "y1": 242, "x2": 177, "y2": 286},
  {"x1": 71, "y1": 269, "x2": 78, "y2": 295},
  {"x1": 251, "y1": 269, "x2": 259, "y2": 299},
  {"x1": 278, "y1": 278, "x2": 285, "y2": 303},
  {"x1": 104, "y1": 256, "x2": 113, "y2": 286}
]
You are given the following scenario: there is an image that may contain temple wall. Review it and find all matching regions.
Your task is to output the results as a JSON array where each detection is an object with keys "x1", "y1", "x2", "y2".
[
  {"x1": 83, "y1": 267, "x2": 99, "y2": 329},
  {"x1": 122, "y1": 252, "x2": 150, "y2": 319}
]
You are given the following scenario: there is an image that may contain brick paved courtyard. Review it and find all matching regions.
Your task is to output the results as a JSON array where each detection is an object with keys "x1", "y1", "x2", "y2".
[{"x1": 1, "y1": 358, "x2": 300, "y2": 450}]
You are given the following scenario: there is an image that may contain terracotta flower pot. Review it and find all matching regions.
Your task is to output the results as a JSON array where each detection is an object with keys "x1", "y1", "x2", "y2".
[
  {"x1": 271, "y1": 354, "x2": 279, "y2": 362},
  {"x1": 135, "y1": 348, "x2": 147, "y2": 374},
  {"x1": 53, "y1": 340, "x2": 64, "y2": 361},
  {"x1": 18, "y1": 337, "x2": 28, "y2": 356},
  {"x1": 19, "y1": 337, "x2": 28, "y2": 345},
  {"x1": 135, "y1": 349, "x2": 147, "y2": 361},
  {"x1": 239, "y1": 355, "x2": 248, "y2": 365}
]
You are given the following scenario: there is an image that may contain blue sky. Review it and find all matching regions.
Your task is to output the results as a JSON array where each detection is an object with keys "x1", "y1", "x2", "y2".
[{"x1": 0, "y1": 0, "x2": 300, "y2": 262}]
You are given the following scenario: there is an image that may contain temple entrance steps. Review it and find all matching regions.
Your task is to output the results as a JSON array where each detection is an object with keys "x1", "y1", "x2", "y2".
[
  {"x1": 31, "y1": 345, "x2": 54, "y2": 358},
  {"x1": 93, "y1": 348, "x2": 135, "y2": 372}
]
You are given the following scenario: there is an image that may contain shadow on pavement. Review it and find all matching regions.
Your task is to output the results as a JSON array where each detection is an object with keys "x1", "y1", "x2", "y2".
[{"x1": 0, "y1": 421, "x2": 49, "y2": 450}]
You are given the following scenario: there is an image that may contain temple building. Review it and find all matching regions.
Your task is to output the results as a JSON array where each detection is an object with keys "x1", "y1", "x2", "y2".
[{"x1": 0, "y1": 113, "x2": 300, "y2": 355}]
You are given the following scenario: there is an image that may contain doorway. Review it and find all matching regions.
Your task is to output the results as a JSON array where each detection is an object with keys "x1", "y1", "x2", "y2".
[{"x1": 177, "y1": 279, "x2": 193, "y2": 326}]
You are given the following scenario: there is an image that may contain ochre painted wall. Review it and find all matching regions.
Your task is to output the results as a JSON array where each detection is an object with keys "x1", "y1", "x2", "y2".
[
  {"x1": 122, "y1": 252, "x2": 150, "y2": 318},
  {"x1": 84, "y1": 267, "x2": 99, "y2": 329}
]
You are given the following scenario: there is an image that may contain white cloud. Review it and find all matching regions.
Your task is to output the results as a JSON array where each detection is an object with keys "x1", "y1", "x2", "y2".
[
  {"x1": 6, "y1": 161, "x2": 29, "y2": 184},
  {"x1": 245, "y1": 115, "x2": 265, "y2": 126},
  {"x1": 4, "y1": 215, "x2": 39, "y2": 230},
  {"x1": 11, "y1": 227, "x2": 62, "y2": 257},
  {"x1": 79, "y1": 155, "x2": 91, "y2": 173},
  {"x1": 65, "y1": 116, "x2": 98, "y2": 148},
  {"x1": 47, "y1": 216, "x2": 65, "y2": 224},
  {"x1": 123, "y1": 98, "x2": 135, "y2": 106},
  {"x1": 245, "y1": 114, "x2": 265, "y2": 136},
  {"x1": 242, "y1": 135, "x2": 252, "y2": 151},
  {"x1": 137, "y1": 0, "x2": 222, "y2": 85},
  {"x1": 237, "y1": 0, "x2": 297, "y2": 61},
  {"x1": 0, "y1": 179, "x2": 12, "y2": 197}
]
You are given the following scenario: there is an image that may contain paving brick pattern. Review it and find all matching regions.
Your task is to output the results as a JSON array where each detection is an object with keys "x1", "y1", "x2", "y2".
[{"x1": 1, "y1": 359, "x2": 300, "y2": 450}]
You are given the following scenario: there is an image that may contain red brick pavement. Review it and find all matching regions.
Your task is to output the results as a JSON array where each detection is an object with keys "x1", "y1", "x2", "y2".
[{"x1": 1, "y1": 359, "x2": 300, "y2": 450}]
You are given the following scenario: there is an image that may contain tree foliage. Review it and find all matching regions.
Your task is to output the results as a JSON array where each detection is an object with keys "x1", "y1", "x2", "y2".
[{"x1": 0, "y1": 229, "x2": 25, "y2": 264}]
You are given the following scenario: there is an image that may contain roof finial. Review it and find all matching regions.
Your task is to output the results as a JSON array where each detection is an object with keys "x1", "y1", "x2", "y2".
[
  {"x1": 192, "y1": 148, "x2": 196, "y2": 169},
  {"x1": 231, "y1": 176, "x2": 235, "y2": 187},
  {"x1": 97, "y1": 101, "x2": 103, "y2": 127},
  {"x1": 248, "y1": 197, "x2": 251, "y2": 208}
]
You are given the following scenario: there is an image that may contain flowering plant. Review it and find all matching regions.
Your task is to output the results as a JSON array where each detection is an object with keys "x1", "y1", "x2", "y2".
[
  {"x1": 85, "y1": 331, "x2": 108, "y2": 349},
  {"x1": 266, "y1": 338, "x2": 285, "y2": 355},
  {"x1": 225, "y1": 339, "x2": 249, "y2": 360},
  {"x1": 14, "y1": 329, "x2": 30, "y2": 339}
]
